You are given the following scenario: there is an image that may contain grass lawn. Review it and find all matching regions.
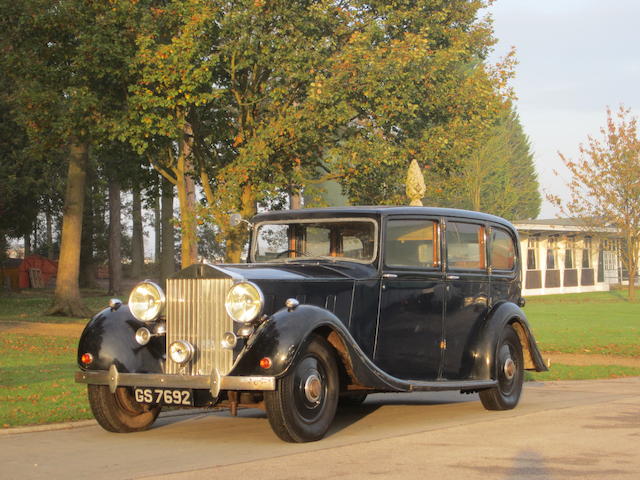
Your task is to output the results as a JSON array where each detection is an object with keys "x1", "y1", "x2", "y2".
[
  {"x1": 0, "y1": 289, "x2": 111, "y2": 324},
  {"x1": 1, "y1": 289, "x2": 639, "y2": 428},
  {"x1": 0, "y1": 334, "x2": 92, "y2": 428},
  {"x1": 524, "y1": 290, "x2": 640, "y2": 357}
]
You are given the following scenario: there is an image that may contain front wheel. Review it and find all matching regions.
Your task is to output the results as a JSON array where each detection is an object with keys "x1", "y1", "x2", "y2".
[
  {"x1": 88, "y1": 385, "x2": 161, "y2": 433},
  {"x1": 265, "y1": 335, "x2": 339, "y2": 442},
  {"x1": 479, "y1": 325, "x2": 524, "y2": 411}
]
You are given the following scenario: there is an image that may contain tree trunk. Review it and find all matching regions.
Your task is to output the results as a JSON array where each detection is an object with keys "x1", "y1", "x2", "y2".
[
  {"x1": 289, "y1": 191, "x2": 302, "y2": 209},
  {"x1": 108, "y1": 179, "x2": 123, "y2": 296},
  {"x1": 160, "y1": 177, "x2": 175, "y2": 283},
  {"x1": 80, "y1": 160, "x2": 98, "y2": 288},
  {"x1": 225, "y1": 185, "x2": 256, "y2": 263},
  {"x1": 154, "y1": 191, "x2": 161, "y2": 265},
  {"x1": 24, "y1": 231, "x2": 31, "y2": 257},
  {"x1": 46, "y1": 140, "x2": 92, "y2": 317},
  {"x1": 131, "y1": 187, "x2": 144, "y2": 279},
  {"x1": 46, "y1": 207, "x2": 54, "y2": 260},
  {"x1": 176, "y1": 122, "x2": 198, "y2": 269}
]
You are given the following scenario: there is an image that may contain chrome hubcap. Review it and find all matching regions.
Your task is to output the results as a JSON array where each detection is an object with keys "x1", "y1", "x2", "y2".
[
  {"x1": 503, "y1": 357, "x2": 516, "y2": 380},
  {"x1": 304, "y1": 373, "x2": 322, "y2": 405}
]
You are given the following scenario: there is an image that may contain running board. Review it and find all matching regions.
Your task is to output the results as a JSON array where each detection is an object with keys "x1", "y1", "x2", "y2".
[{"x1": 408, "y1": 379, "x2": 497, "y2": 392}]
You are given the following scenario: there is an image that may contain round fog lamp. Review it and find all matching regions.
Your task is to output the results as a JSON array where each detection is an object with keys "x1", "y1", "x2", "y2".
[
  {"x1": 221, "y1": 331, "x2": 237, "y2": 349},
  {"x1": 129, "y1": 281, "x2": 165, "y2": 322},
  {"x1": 169, "y1": 340, "x2": 194, "y2": 364},
  {"x1": 135, "y1": 327, "x2": 151, "y2": 346}
]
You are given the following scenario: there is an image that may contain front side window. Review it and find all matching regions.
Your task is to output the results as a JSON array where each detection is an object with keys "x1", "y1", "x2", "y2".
[
  {"x1": 490, "y1": 227, "x2": 516, "y2": 271},
  {"x1": 252, "y1": 219, "x2": 377, "y2": 263},
  {"x1": 446, "y1": 222, "x2": 485, "y2": 270},
  {"x1": 384, "y1": 219, "x2": 439, "y2": 268}
]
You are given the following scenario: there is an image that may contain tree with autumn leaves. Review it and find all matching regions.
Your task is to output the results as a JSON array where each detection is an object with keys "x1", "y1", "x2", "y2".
[
  {"x1": 2, "y1": 0, "x2": 540, "y2": 315},
  {"x1": 549, "y1": 106, "x2": 640, "y2": 300}
]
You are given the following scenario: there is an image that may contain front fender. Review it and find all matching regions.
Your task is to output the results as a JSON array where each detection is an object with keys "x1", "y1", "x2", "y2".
[
  {"x1": 469, "y1": 302, "x2": 548, "y2": 380},
  {"x1": 77, "y1": 305, "x2": 164, "y2": 374},
  {"x1": 229, "y1": 305, "x2": 407, "y2": 392},
  {"x1": 229, "y1": 305, "x2": 339, "y2": 378}
]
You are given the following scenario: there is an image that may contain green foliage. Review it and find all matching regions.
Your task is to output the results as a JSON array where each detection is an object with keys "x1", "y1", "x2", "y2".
[
  {"x1": 549, "y1": 106, "x2": 640, "y2": 299},
  {"x1": 427, "y1": 107, "x2": 541, "y2": 219}
]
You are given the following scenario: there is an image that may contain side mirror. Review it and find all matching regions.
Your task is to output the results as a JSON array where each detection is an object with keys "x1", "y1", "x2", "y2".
[
  {"x1": 229, "y1": 213, "x2": 253, "y2": 229},
  {"x1": 229, "y1": 213, "x2": 243, "y2": 227}
]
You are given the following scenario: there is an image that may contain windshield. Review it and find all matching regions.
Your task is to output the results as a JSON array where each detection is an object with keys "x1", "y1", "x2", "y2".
[{"x1": 252, "y1": 218, "x2": 378, "y2": 264}]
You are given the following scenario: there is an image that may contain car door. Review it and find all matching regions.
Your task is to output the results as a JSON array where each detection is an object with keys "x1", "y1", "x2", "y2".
[
  {"x1": 374, "y1": 216, "x2": 445, "y2": 380},
  {"x1": 442, "y1": 219, "x2": 490, "y2": 380}
]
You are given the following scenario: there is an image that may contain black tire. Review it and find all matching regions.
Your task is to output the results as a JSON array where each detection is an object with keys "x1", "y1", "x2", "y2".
[
  {"x1": 479, "y1": 325, "x2": 524, "y2": 411},
  {"x1": 265, "y1": 335, "x2": 339, "y2": 442},
  {"x1": 88, "y1": 385, "x2": 161, "y2": 433}
]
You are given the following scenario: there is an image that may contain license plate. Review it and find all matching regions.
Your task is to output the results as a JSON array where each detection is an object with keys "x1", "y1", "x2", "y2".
[{"x1": 133, "y1": 388, "x2": 193, "y2": 406}]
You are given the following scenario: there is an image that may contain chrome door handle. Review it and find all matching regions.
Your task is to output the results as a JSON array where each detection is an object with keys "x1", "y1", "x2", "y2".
[
  {"x1": 382, "y1": 273, "x2": 398, "y2": 278},
  {"x1": 446, "y1": 275, "x2": 459, "y2": 280}
]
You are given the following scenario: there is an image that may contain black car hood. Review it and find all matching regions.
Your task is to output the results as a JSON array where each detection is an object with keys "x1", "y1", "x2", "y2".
[
  {"x1": 169, "y1": 261, "x2": 377, "y2": 282},
  {"x1": 222, "y1": 261, "x2": 377, "y2": 281}
]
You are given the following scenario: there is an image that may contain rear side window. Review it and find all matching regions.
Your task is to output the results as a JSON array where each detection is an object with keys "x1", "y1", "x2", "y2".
[
  {"x1": 490, "y1": 227, "x2": 516, "y2": 271},
  {"x1": 385, "y1": 219, "x2": 439, "y2": 268},
  {"x1": 446, "y1": 222, "x2": 485, "y2": 270}
]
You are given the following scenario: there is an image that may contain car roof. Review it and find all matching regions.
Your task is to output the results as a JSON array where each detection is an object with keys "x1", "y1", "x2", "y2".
[{"x1": 251, "y1": 206, "x2": 516, "y2": 231}]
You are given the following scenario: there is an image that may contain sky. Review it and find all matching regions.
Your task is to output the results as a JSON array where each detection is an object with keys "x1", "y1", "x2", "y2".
[{"x1": 488, "y1": 0, "x2": 640, "y2": 218}]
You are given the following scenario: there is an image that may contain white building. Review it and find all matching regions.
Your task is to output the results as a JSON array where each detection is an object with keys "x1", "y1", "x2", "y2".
[{"x1": 513, "y1": 219, "x2": 623, "y2": 296}]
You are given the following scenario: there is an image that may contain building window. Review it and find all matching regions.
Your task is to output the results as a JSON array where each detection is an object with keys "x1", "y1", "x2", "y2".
[
  {"x1": 527, "y1": 237, "x2": 538, "y2": 270},
  {"x1": 547, "y1": 236, "x2": 558, "y2": 269},
  {"x1": 565, "y1": 237, "x2": 576, "y2": 269},
  {"x1": 582, "y1": 237, "x2": 592, "y2": 268}
]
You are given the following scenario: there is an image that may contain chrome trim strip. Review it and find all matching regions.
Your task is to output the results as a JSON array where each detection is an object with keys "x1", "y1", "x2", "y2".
[{"x1": 75, "y1": 370, "x2": 276, "y2": 391}]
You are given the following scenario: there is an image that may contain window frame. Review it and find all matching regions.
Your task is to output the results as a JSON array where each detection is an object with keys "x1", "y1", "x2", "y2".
[
  {"x1": 382, "y1": 216, "x2": 442, "y2": 271},
  {"x1": 250, "y1": 217, "x2": 379, "y2": 264},
  {"x1": 444, "y1": 220, "x2": 487, "y2": 273},
  {"x1": 489, "y1": 225, "x2": 518, "y2": 273}
]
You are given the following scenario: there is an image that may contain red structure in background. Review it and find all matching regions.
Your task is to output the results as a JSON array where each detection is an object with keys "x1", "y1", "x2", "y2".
[{"x1": 18, "y1": 255, "x2": 58, "y2": 288}]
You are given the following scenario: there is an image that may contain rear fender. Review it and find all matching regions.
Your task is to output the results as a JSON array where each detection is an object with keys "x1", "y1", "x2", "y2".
[
  {"x1": 469, "y1": 302, "x2": 548, "y2": 380},
  {"x1": 77, "y1": 305, "x2": 164, "y2": 374}
]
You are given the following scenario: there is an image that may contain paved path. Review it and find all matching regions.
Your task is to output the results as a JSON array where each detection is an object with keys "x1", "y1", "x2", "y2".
[{"x1": 1, "y1": 378, "x2": 639, "y2": 479}]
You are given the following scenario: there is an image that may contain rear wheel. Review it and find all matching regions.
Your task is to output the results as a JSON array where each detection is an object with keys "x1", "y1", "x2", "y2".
[
  {"x1": 479, "y1": 325, "x2": 524, "y2": 411},
  {"x1": 265, "y1": 335, "x2": 339, "y2": 442},
  {"x1": 88, "y1": 385, "x2": 161, "y2": 433}
]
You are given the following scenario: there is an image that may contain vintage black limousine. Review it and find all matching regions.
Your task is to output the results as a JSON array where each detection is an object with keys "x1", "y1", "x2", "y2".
[{"x1": 76, "y1": 206, "x2": 547, "y2": 442}]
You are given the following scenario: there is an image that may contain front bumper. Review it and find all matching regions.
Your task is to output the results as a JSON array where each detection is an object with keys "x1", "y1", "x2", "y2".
[{"x1": 75, "y1": 365, "x2": 275, "y2": 398}]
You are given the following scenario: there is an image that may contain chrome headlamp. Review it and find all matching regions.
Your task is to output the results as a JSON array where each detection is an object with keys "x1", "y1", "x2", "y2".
[
  {"x1": 225, "y1": 281, "x2": 264, "y2": 324},
  {"x1": 128, "y1": 281, "x2": 165, "y2": 322}
]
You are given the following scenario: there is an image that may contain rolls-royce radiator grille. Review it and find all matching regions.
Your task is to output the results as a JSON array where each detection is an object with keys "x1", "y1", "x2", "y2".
[{"x1": 165, "y1": 278, "x2": 235, "y2": 376}]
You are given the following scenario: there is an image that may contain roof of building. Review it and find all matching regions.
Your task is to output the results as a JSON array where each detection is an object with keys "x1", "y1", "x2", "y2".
[{"x1": 513, "y1": 217, "x2": 616, "y2": 233}]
